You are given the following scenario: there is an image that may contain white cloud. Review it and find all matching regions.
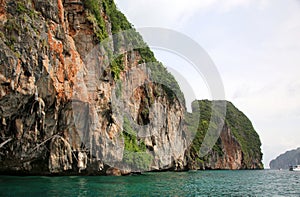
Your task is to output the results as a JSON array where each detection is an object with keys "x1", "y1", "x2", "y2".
[
  {"x1": 115, "y1": 0, "x2": 213, "y2": 27},
  {"x1": 115, "y1": 0, "x2": 268, "y2": 27},
  {"x1": 222, "y1": 8, "x2": 300, "y2": 164},
  {"x1": 232, "y1": 80, "x2": 300, "y2": 167},
  {"x1": 219, "y1": 0, "x2": 251, "y2": 12},
  {"x1": 258, "y1": 0, "x2": 270, "y2": 10}
]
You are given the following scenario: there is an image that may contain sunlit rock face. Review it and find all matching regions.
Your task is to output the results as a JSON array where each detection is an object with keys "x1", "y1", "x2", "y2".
[{"x1": 0, "y1": 0, "x2": 187, "y2": 175}]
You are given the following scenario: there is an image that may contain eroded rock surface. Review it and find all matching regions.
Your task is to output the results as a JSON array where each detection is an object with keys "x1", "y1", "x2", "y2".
[{"x1": 0, "y1": 0, "x2": 187, "y2": 175}]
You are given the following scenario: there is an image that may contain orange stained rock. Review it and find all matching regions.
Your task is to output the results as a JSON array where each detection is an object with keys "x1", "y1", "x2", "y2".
[
  {"x1": 57, "y1": 0, "x2": 65, "y2": 26},
  {"x1": 0, "y1": 0, "x2": 5, "y2": 16},
  {"x1": 47, "y1": 28, "x2": 65, "y2": 66}
]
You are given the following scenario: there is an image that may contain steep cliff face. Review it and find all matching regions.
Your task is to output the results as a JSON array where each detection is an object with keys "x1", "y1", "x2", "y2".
[
  {"x1": 0, "y1": 0, "x2": 186, "y2": 175},
  {"x1": 0, "y1": 0, "x2": 263, "y2": 175},
  {"x1": 187, "y1": 100, "x2": 263, "y2": 170},
  {"x1": 270, "y1": 148, "x2": 300, "y2": 169}
]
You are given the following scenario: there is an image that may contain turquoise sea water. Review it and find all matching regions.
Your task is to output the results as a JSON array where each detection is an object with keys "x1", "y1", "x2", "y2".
[{"x1": 0, "y1": 170, "x2": 299, "y2": 196}]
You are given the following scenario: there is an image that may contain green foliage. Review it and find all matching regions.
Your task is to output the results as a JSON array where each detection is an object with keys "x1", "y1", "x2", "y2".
[
  {"x1": 3, "y1": 19, "x2": 20, "y2": 51},
  {"x1": 111, "y1": 54, "x2": 124, "y2": 80},
  {"x1": 16, "y1": 2, "x2": 26, "y2": 14},
  {"x1": 3, "y1": 1, "x2": 38, "y2": 50},
  {"x1": 212, "y1": 138, "x2": 224, "y2": 157},
  {"x1": 4, "y1": 37, "x2": 15, "y2": 51},
  {"x1": 137, "y1": 47, "x2": 156, "y2": 63},
  {"x1": 28, "y1": 9, "x2": 38, "y2": 19},
  {"x1": 102, "y1": 0, "x2": 132, "y2": 33},
  {"x1": 122, "y1": 116, "x2": 152, "y2": 171},
  {"x1": 122, "y1": 151, "x2": 152, "y2": 171},
  {"x1": 147, "y1": 61, "x2": 185, "y2": 105},
  {"x1": 15, "y1": 1, "x2": 37, "y2": 18},
  {"x1": 84, "y1": 0, "x2": 184, "y2": 104},
  {"x1": 84, "y1": 0, "x2": 131, "y2": 80},
  {"x1": 123, "y1": 116, "x2": 146, "y2": 152},
  {"x1": 4, "y1": 18, "x2": 19, "y2": 33},
  {"x1": 123, "y1": 131, "x2": 146, "y2": 153},
  {"x1": 187, "y1": 101, "x2": 216, "y2": 161},
  {"x1": 14, "y1": 51, "x2": 21, "y2": 59},
  {"x1": 84, "y1": 0, "x2": 108, "y2": 41}
]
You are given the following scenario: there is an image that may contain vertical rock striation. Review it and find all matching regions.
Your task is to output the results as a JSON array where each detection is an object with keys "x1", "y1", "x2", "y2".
[{"x1": 0, "y1": 0, "x2": 186, "y2": 175}]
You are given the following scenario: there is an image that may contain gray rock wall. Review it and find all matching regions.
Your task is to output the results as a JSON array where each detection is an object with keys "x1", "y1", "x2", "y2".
[{"x1": 0, "y1": 0, "x2": 187, "y2": 175}]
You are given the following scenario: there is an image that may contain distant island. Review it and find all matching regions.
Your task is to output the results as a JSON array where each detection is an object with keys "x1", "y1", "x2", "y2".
[{"x1": 270, "y1": 148, "x2": 300, "y2": 169}]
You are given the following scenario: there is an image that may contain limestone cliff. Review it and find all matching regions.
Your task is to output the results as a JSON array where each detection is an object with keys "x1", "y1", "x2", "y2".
[
  {"x1": 0, "y1": 0, "x2": 263, "y2": 175},
  {"x1": 0, "y1": 0, "x2": 186, "y2": 175},
  {"x1": 186, "y1": 100, "x2": 263, "y2": 170}
]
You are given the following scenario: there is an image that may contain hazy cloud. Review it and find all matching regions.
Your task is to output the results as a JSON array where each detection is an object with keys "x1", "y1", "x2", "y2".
[{"x1": 115, "y1": 0, "x2": 269, "y2": 27}]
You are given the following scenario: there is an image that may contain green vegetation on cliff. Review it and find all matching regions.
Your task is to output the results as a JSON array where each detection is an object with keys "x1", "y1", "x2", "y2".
[
  {"x1": 123, "y1": 117, "x2": 146, "y2": 152},
  {"x1": 0, "y1": 0, "x2": 182, "y2": 175},
  {"x1": 84, "y1": 0, "x2": 108, "y2": 41},
  {"x1": 225, "y1": 102, "x2": 263, "y2": 168},
  {"x1": 122, "y1": 117, "x2": 152, "y2": 171},
  {"x1": 187, "y1": 100, "x2": 263, "y2": 169},
  {"x1": 83, "y1": 0, "x2": 184, "y2": 103},
  {"x1": 102, "y1": 0, "x2": 132, "y2": 33},
  {"x1": 187, "y1": 100, "x2": 224, "y2": 161},
  {"x1": 84, "y1": 0, "x2": 132, "y2": 40}
]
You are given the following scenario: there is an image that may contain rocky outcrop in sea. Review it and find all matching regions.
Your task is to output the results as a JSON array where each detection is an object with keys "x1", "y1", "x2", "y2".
[{"x1": 270, "y1": 148, "x2": 300, "y2": 169}]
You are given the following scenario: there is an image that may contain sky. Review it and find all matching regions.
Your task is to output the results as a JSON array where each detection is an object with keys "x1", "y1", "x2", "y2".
[{"x1": 114, "y1": 0, "x2": 300, "y2": 168}]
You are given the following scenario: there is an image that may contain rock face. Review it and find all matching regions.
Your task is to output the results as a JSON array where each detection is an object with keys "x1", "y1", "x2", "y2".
[
  {"x1": 186, "y1": 100, "x2": 263, "y2": 170},
  {"x1": 270, "y1": 148, "x2": 300, "y2": 169},
  {"x1": 0, "y1": 0, "x2": 186, "y2": 175},
  {"x1": 199, "y1": 124, "x2": 243, "y2": 170},
  {"x1": 0, "y1": 0, "x2": 263, "y2": 175}
]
